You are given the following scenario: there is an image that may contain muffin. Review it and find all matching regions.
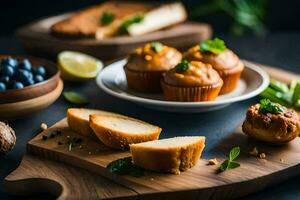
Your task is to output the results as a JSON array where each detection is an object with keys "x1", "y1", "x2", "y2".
[
  {"x1": 161, "y1": 60, "x2": 223, "y2": 102},
  {"x1": 124, "y1": 42, "x2": 182, "y2": 93},
  {"x1": 242, "y1": 99, "x2": 300, "y2": 144},
  {"x1": 183, "y1": 38, "x2": 244, "y2": 94}
]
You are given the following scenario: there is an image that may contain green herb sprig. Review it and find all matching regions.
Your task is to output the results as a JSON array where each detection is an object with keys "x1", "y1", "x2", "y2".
[
  {"x1": 259, "y1": 99, "x2": 284, "y2": 114},
  {"x1": 63, "y1": 92, "x2": 89, "y2": 105},
  {"x1": 107, "y1": 157, "x2": 144, "y2": 177},
  {"x1": 176, "y1": 59, "x2": 190, "y2": 72},
  {"x1": 101, "y1": 12, "x2": 115, "y2": 25},
  {"x1": 119, "y1": 13, "x2": 144, "y2": 34},
  {"x1": 260, "y1": 79, "x2": 300, "y2": 109},
  {"x1": 219, "y1": 147, "x2": 240, "y2": 172},
  {"x1": 151, "y1": 42, "x2": 164, "y2": 53},
  {"x1": 200, "y1": 38, "x2": 226, "y2": 54}
]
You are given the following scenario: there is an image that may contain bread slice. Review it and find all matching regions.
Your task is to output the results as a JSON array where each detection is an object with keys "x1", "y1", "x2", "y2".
[
  {"x1": 130, "y1": 136, "x2": 205, "y2": 174},
  {"x1": 89, "y1": 115, "x2": 161, "y2": 149},
  {"x1": 67, "y1": 108, "x2": 122, "y2": 138},
  {"x1": 51, "y1": 1, "x2": 154, "y2": 38}
]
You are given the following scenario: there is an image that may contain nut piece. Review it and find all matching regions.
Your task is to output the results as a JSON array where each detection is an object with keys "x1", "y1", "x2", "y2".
[
  {"x1": 259, "y1": 153, "x2": 266, "y2": 159},
  {"x1": 40, "y1": 123, "x2": 48, "y2": 130},
  {"x1": 249, "y1": 147, "x2": 259, "y2": 157},
  {"x1": 0, "y1": 122, "x2": 16, "y2": 154},
  {"x1": 207, "y1": 158, "x2": 219, "y2": 165}
]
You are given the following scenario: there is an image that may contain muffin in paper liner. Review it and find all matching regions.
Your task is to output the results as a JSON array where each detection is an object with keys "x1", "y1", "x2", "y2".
[
  {"x1": 161, "y1": 79, "x2": 223, "y2": 102},
  {"x1": 124, "y1": 66, "x2": 165, "y2": 93},
  {"x1": 217, "y1": 65, "x2": 243, "y2": 94}
]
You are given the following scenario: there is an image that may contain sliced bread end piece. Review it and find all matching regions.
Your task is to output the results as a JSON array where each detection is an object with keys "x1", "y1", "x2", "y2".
[
  {"x1": 89, "y1": 115, "x2": 161, "y2": 149},
  {"x1": 67, "y1": 108, "x2": 120, "y2": 138},
  {"x1": 130, "y1": 136, "x2": 205, "y2": 174}
]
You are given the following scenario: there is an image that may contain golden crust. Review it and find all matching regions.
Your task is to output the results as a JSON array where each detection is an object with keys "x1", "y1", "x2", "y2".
[
  {"x1": 89, "y1": 115, "x2": 161, "y2": 150},
  {"x1": 67, "y1": 108, "x2": 123, "y2": 138},
  {"x1": 130, "y1": 137, "x2": 205, "y2": 174}
]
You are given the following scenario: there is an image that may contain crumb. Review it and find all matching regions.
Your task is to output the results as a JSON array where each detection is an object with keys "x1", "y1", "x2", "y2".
[
  {"x1": 259, "y1": 153, "x2": 266, "y2": 159},
  {"x1": 40, "y1": 123, "x2": 48, "y2": 130},
  {"x1": 280, "y1": 158, "x2": 285, "y2": 163},
  {"x1": 88, "y1": 151, "x2": 91, "y2": 155},
  {"x1": 150, "y1": 178, "x2": 154, "y2": 181},
  {"x1": 67, "y1": 135, "x2": 70, "y2": 139},
  {"x1": 207, "y1": 158, "x2": 219, "y2": 165},
  {"x1": 249, "y1": 147, "x2": 259, "y2": 157},
  {"x1": 79, "y1": 145, "x2": 83, "y2": 149}
]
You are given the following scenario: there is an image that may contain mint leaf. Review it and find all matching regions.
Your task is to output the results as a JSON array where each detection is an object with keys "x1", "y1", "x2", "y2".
[
  {"x1": 229, "y1": 146, "x2": 240, "y2": 161},
  {"x1": 63, "y1": 92, "x2": 89, "y2": 105},
  {"x1": 175, "y1": 59, "x2": 190, "y2": 72},
  {"x1": 151, "y1": 42, "x2": 164, "y2": 53},
  {"x1": 200, "y1": 38, "x2": 226, "y2": 54},
  {"x1": 219, "y1": 147, "x2": 241, "y2": 172},
  {"x1": 227, "y1": 161, "x2": 240, "y2": 169},
  {"x1": 101, "y1": 12, "x2": 115, "y2": 25},
  {"x1": 119, "y1": 13, "x2": 144, "y2": 34},
  {"x1": 107, "y1": 157, "x2": 144, "y2": 177},
  {"x1": 219, "y1": 160, "x2": 229, "y2": 172},
  {"x1": 259, "y1": 99, "x2": 284, "y2": 114}
]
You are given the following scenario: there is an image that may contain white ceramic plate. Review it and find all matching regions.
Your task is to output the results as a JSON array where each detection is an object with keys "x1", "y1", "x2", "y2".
[{"x1": 96, "y1": 59, "x2": 269, "y2": 113}]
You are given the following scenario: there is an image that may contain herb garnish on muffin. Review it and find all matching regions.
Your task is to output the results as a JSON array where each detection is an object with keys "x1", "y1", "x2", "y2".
[
  {"x1": 151, "y1": 42, "x2": 164, "y2": 53},
  {"x1": 259, "y1": 99, "x2": 284, "y2": 114},
  {"x1": 200, "y1": 38, "x2": 227, "y2": 54},
  {"x1": 175, "y1": 59, "x2": 190, "y2": 72}
]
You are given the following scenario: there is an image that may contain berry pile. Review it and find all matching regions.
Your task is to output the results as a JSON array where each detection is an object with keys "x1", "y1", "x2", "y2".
[{"x1": 0, "y1": 57, "x2": 47, "y2": 91}]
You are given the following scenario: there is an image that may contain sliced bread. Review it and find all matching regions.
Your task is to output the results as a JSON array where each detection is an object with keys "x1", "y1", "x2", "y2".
[
  {"x1": 130, "y1": 136, "x2": 205, "y2": 174},
  {"x1": 89, "y1": 115, "x2": 161, "y2": 149},
  {"x1": 67, "y1": 108, "x2": 121, "y2": 138}
]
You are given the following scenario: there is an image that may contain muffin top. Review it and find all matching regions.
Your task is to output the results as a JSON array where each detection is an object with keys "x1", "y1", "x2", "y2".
[
  {"x1": 125, "y1": 42, "x2": 182, "y2": 71},
  {"x1": 183, "y1": 38, "x2": 243, "y2": 71},
  {"x1": 245, "y1": 100, "x2": 300, "y2": 135},
  {"x1": 162, "y1": 60, "x2": 222, "y2": 87}
]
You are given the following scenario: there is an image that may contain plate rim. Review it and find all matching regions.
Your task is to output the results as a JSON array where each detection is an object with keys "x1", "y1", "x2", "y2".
[{"x1": 96, "y1": 59, "x2": 269, "y2": 107}]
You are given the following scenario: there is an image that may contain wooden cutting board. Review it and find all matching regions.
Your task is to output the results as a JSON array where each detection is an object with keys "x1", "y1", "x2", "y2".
[
  {"x1": 16, "y1": 13, "x2": 212, "y2": 60},
  {"x1": 4, "y1": 63, "x2": 300, "y2": 199}
]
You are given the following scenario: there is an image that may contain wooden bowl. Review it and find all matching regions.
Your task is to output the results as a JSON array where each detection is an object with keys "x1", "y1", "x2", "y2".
[
  {"x1": 0, "y1": 55, "x2": 60, "y2": 104},
  {"x1": 0, "y1": 79, "x2": 63, "y2": 120}
]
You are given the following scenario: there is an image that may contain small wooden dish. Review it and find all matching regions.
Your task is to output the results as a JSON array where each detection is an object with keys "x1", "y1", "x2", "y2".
[
  {"x1": 0, "y1": 79, "x2": 63, "y2": 120},
  {"x1": 0, "y1": 55, "x2": 60, "y2": 104}
]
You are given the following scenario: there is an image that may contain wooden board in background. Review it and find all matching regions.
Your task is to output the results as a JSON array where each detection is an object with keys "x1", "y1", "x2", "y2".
[
  {"x1": 16, "y1": 13, "x2": 212, "y2": 60},
  {"x1": 4, "y1": 62, "x2": 300, "y2": 199}
]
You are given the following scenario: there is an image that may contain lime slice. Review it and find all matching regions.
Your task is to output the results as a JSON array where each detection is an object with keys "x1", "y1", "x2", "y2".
[{"x1": 58, "y1": 51, "x2": 103, "y2": 81}]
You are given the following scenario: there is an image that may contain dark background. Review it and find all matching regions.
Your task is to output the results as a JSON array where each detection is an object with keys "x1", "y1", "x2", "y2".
[{"x1": 0, "y1": 0, "x2": 300, "y2": 36}]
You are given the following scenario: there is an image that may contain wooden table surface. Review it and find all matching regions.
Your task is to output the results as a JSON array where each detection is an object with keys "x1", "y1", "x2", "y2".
[{"x1": 1, "y1": 32, "x2": 300, "y2": 200}]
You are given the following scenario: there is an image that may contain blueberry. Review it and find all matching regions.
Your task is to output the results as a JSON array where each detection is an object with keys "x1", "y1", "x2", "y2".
[
  {"x1": 18, "y1": 59, "x2": 32, "y2": 71},
  {"x1": 34, "y1": 75, "x2": 44, "y2": 83},
  {"x1": 0, "y1": 82, "x2": 6, "y2": 91},
  {"x1": 15, "y1": 69, "x2": 30, "y2": 82},
  {"x1": 34, "y1": 66, "x2": 46, "y2": 77},
  {"x1": 1, "y1": 65, "x2": 15, "y2": 77},
  {"x1": 0, "y1": 76, "x2": 9, "y2": 84},
  {"x1": 12, "y1": 82, "x2": 24, "y2": 89},
  {"x1": 1, "y1": 57, "x2": 18, "y2": 68},
  {"x1": 23, "y1": 78, "x2": 35, "y2": 86}
]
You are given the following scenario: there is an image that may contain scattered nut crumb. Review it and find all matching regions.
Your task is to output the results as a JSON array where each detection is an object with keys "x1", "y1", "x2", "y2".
[
  {"x1": 40, "y1": 123, "x2": 48, "y2": 130},
  {"x1": 259, "y1": 153, "x2": 266, "y2": 159},
  {"x1": 88, "y1": 151, "x2": 92, "y2": 155},
  {"x1": 67, "y1": 135, "x2": 70, "y2": 139},
  {"x1": 150, "y1": 178, "x2": 154, "y2": 181},
  {"x1": 79, "y1": 145, "x2": 83, "y2": 149},
  {"x1": 280, "y1": 158, "x2": 285, "y2": 163},
  {"x1": 207, "y1": 158, "x2": 219, "y2": 165},
  {"x1": 249, "y1": 147, "x2": 259, "y2": 157}
]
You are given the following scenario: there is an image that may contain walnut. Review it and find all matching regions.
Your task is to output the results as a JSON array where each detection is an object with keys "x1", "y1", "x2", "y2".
[
  {"x1": 249, "y1": 147, "x2": 259, "y2": 157},
  {"x1": 207, "y1": 158, "x2": 219, "y2": 165},
  {"x1": 0, "y1": 122, "x2": 16, "y2": 154},
  {"x1": 259, "y1": 153, "x2": 266, "y2": 159}
]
